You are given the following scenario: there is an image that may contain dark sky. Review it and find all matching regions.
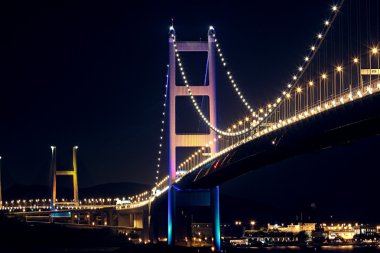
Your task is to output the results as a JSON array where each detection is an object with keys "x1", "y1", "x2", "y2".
[{"x1": 1, "y1": 0, "x2": 379, "y2": 220}]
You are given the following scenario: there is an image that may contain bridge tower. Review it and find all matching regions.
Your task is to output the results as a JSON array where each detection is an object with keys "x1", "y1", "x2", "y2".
[
  {"x1": 50, "y1": 146, "x2": 79, "y2": 209},
  {"x1": 168, "y1": 26, "x2": 220, "y2": 250}
]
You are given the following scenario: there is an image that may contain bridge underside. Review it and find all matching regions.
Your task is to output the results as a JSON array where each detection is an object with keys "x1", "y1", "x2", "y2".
[
  {"x1": 10, "y1": 205, "x2": 151, "y2": 241},
  {"x1": 177, "y1": 92, "x2": 380, "y2": 189}
]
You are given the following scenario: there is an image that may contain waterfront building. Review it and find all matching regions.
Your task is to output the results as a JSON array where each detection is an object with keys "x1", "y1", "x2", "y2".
[
  {"x1": 321, "y1": 223, "x2": 356, "y2": 240},
  {"x1": 267, "y1": 223, "x2": 316, "y2": 236}
]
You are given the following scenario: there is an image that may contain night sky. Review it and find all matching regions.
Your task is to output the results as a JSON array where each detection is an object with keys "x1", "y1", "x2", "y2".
[{"x1": 1, "y1": 1, "x2": 379, "y2": 221}]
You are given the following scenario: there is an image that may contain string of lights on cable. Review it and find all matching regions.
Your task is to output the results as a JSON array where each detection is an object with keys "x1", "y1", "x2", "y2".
[
  {"x1": 202, "y1": 1, "x2": 346, "y2": 132},
  {"x1": 210, "y1": 0, "x2": 344, "y2": 132},
  {"x1": 153, "y1": 65, "x2": 169, "y2": 189},
  {"x1": 254, "y1": 1, "x2": 345, "y2": 126},
  {"x1": 211, "y1": 29, "x2": 256, "y2": 118},
  {"x1": 171, "y1": 31, "x2": 250, "y2": 137},
  {"x1": 171, "y1": 1, "x2": 344, "y2": 136}
]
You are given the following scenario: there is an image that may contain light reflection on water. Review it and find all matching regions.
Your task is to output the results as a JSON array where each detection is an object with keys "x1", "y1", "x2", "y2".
[
  {"x1": 235, "y1": 245, "x2": 380, "y2": 252},
  {"x1": 321, "y1": 245, "x2": 354, "y2": 250}
]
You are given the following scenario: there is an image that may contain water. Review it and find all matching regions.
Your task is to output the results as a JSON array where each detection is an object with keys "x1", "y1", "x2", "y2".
[{"x1": 224, "y1": 245, "x2": 380, "y2": 253}]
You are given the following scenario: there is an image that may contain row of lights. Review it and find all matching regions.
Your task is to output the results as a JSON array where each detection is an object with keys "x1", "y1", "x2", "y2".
[
  {"x1": 2, "y1": 197, "x2": 117, "y2": 207},
  {"x1": 170, "y1": 26, "x2": 249, "y2": 137},
  {"x1": 177, "y1": 136, "x2": 221, "y2": 172},
  {"x1": 124, "y1": 57, "x2": 380, "y2": 209},
  {"x1": 155, "y1": 175, "x2": 169, "y2": 188},
  {"x1": 273, "y1": 81, "x2": 380, "y2": 130},
  {"x1": 0, "y1": 196, "x2": 155, "y2": 211},
  {"x1": 212, "y1": 31, "x2": 278, "y2": 134},
  {"x1": 126, "y1": 190, "x2": 149, "y2": 200},
  {"x1": 213, "y1": 35, "x2": 279, "y2": 127},
  {"x1": 178, "y1": 79, "x2": 380, "y2": 185},
  {"x1": 153, "y1": 65, "x2": 170, "y2": 188},
  {"x1": 279, "y1": 46, "x2": 378, "y2": 102},
  {"x1": 228, "y1": 45, "x2": 379, "y2": 128},
  {"x1": 234, "y1": 220, "x2": 256, "y2": 226},
  {"x1": 170, "y1": 3, "x2": 342, "y2": 137},
  {"x1": 9, "y1": 68, "x2": 376, "y2": 213},
  {"x1": 1, "y1": 204, "x2": 109, "y2": 211},
  {"x1": 211, "y1": 28, "x2": 255, "y2": 117},
  {"x1": 164, "y1": 4, "x2": 345, "y2": 188},
  {"x1": 151, "y1": 66, "x2": 175, "y2": 198},
  {"x1": 202, "y1": 3, "x2": 342, "y2": 134},
  {"x1": 249, "y1": 2, "x2": 343, "y2": 132},
  {"x1": 2, "y1": 193, "x2": 153, "y2": 210}
]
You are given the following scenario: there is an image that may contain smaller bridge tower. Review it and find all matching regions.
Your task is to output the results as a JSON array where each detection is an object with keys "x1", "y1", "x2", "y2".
[{"x1": 50, "y1": 146, "x2": 79, "y2": 209}]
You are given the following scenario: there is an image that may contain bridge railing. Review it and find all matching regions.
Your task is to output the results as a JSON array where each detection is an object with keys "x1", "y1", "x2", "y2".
[{"x1": 153, "y1": 78, "x2": 380, "y2": 195}]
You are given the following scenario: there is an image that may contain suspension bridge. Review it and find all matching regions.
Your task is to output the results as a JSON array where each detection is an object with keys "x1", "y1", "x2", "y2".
[{"x1": 1, "y1": 1, "x2": 380, "y2": 251}]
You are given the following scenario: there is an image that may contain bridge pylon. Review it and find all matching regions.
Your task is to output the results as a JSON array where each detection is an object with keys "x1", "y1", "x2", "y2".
[
  {"x1": 50, "y1": 146, "x2": 79, "y2": 209},
  {"x1": 167, "y1": 26, "x2": 221, "y2": 250}
]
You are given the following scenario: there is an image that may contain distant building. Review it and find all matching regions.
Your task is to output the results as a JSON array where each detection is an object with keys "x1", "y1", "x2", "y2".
[
  {"x1": 358, "y1": 224, "x2": 377, "y2": 236},
  {"x1": 267, "y1": 223, "x2": 316, "y2": 236},
  {"x1": 224, "y1": 221, "x2": 380, "y2": 246},
  {"x1": 321, "y1": 223, "x2": 356, "y2": 240},
  {"x1": 320, "y1": 223, "x2": 378, "y2": 241},
  {"x1": 229, "y1": 238, "x2": 248, "y2": 246},
  {"x1": 243, "y1": 230, "x2": 296, "y2": 244}
]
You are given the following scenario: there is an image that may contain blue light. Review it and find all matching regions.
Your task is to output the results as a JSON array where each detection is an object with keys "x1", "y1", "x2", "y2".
[
  {"x1": 172, "y1": 184, "x2": 183, "y2": 191},
  {"x1": 213, "y1": 186, "x2": 221, "y2": 251},
  {"x1": 51, "y1": 212, "x2": 71, "y2": 217},
  {"x1": 168, "y1": 187, "x2": 173, "y2": 245}
]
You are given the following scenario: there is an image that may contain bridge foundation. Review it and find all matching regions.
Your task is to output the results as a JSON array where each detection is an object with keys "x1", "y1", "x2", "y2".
[
  {"x1": 168, "y1": 186, "x2": 221, "y2": 249},
  {"x1": 117, "y1": 205, "x2": 150, "y2": 242}
]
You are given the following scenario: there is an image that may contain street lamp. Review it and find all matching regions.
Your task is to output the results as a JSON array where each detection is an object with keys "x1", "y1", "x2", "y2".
[
  {"x1": 250, "y1": 221, "x2": 256, "y2": 230},
  {"x1": 295, "y1": 87, "x2": 302, "y2": 116},
  {"x1": 335, "y1": 65, "x2": 343, "y2": 97},
  {"x1": 353, "y1": 57, "x2": 361, "y2": 90},
  {"x1": 321, "y1": 73, "x2": 327, "y2": 104},
  {"x1": 370, "y1": 47, "x2": 379, "y2": 87}
]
